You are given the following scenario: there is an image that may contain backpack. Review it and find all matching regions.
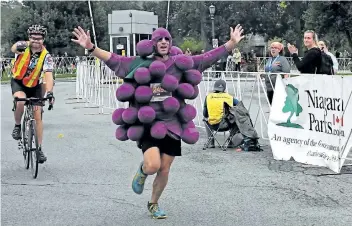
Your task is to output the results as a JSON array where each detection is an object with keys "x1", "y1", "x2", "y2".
[
  {"x1": 319, "y1": 52, "x2": 334, "y2": 75},
  {"x1": 240, "y1": 136, "x2": 263, "y2": 152}
]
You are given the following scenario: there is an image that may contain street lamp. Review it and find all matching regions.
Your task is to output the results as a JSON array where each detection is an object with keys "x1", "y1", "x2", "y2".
[
  {"x1": 129, "y1": 12, "x2": 133, "y2": 34},
  {"x1": 129, "y1": 12, "x2": 133, "y2": 56},
  {"x1": 209, "y1": 4, "x2": 215, "y2": 47}
]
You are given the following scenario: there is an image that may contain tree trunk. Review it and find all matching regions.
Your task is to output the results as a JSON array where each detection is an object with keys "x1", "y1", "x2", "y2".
[
  {"x1": 295, "y1": 18, "x2": 302, "y2": 56},
  {"x1": 345, "y1": 30, "x2": 352, "y2": 51},
  {"x1": 199, "y1": 1, "x2": 209, "y2": 50}
]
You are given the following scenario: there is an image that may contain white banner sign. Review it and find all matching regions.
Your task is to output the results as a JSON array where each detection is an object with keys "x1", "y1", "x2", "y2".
[{"x1": 268, "y1": 74, "x2": 352, "y2": 173}]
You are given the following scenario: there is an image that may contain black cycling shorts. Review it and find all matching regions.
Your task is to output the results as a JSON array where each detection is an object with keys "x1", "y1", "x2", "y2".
[
  {"x1": 139, "y1": 131, "x2": 182, "y2": 157},
  {"x1": 11, "y1": 78, "x2": 43, "y2": 106}
]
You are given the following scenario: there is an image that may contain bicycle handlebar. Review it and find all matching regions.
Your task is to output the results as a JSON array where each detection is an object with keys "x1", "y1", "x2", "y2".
[
  {"x1": 13, "y1": 97, "x2": 54, "y2": 111},
  {"x1": 14, "y1": 97, "x2": 51, "y2": 102}
]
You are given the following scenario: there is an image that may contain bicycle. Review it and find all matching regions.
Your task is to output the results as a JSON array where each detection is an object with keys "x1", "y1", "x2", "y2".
[{"x1": 13, "y1": 97, "x2": 53, "y2": 179}]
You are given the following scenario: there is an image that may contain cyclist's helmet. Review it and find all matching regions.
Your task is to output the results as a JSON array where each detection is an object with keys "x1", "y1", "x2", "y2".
[{"x1": 27, "y1": 25, "x2": 47, "y2": 37}]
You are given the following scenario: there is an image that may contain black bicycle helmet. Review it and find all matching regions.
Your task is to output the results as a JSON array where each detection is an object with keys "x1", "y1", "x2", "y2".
[{"x1": 27, "y1": 24, "x2": 47, "y2": 37}]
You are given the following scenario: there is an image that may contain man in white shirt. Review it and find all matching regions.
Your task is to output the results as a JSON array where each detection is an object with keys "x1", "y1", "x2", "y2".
[{"x1": 318, "y1": 41, "x2": 338, "y2": 74}]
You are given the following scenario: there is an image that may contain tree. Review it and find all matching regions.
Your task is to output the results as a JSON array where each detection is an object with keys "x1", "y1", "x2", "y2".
[
  {"x1": 1, "y1": 0, "x2": 22, "y2": 56},
  {"x1": 179, "y1": 37, "x2": 205, "y2": 53},
  {"x1": 303, "y1": 1, "x2": 352, "y2": 51},
  {"x1": 2, "y1": 1, "x2": 94, "y2": 55}
]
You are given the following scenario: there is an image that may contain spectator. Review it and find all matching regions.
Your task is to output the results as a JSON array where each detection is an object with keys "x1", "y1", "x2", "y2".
[
  {"x1": 242, "y1": 52, "x2": 248, "y2": 62},
  {"x1": 288, "y1": 30, "x2": 321, "y2": 74},
  {"x1": 203, "y1": 80, "x2": 239, "y2": 148},
  {"x1": 185, "y1": 48, "x2": 192, "y2": 56},
  {"x1": 232, "y1": 48, "x2": 241, "y2": 71},
  {"x1": 264, "y1": 42, "x2": 291, "y2": 104},
  {"x1": 246, "y1": 51, "x2": 258, "y2": 72},
  {"x1": 318, "y1": 41, "x2": 338, "y2": 74},
  {"x1": 226, "y1": 54, "x2": 233, "y2": 70}
]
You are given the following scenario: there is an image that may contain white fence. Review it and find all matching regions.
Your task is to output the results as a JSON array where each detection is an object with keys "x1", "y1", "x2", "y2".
[
  {"x1": 68, "y1": 62, "x2": 332, "y2": 139},
  {"x1": 1, "y1": 56, "x2": 351, "y2": 79},
  {"x1": 226, "y1": 57, "x2": 352, "y2": 73},
  {"x1": 68, "y1": 62, "x2": 352, "y2": 172},
  {"x1": 0, "y1": 57, "x2": 96, "y2": 78}
]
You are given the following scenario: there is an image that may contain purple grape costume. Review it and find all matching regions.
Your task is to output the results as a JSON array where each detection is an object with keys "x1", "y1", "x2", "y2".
[{"x1": 107, "y1": 28, "x2": 230, "y2": 146}]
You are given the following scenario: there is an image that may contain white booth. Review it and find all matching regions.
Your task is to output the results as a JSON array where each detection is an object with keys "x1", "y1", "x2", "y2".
[{"x1": 108, "y1": 10, "x2": 158, "y2": 56}]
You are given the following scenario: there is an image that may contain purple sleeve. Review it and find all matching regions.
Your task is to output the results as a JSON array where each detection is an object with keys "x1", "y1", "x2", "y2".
[
  {"x1": 104, "y1": 53, "x2": 136, "y2": 77},
  {"x1": 192, "y1": 45, "x2": 229, "y2": 72}
]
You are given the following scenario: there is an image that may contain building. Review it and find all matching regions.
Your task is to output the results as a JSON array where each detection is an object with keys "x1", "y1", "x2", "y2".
[{"x1": 108, "y1": 10, "x2": 158, "y2": 57}]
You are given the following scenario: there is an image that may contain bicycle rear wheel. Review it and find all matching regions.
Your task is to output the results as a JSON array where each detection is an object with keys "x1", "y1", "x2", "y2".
[
  {"x1": 22, "y1": 114, "x2": 30, "y2": 169},
  {"x1": 28, "y1": 120, "x2": 39, "y2": 179}
]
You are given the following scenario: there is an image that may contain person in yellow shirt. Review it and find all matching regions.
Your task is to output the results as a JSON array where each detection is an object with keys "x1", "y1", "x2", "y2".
[
  {"x1": 203, "y1": 79, "x2": 239, "y2": 148},
  {"x1": 232, "y1": 48, "x2": 241, "y2": 71}
]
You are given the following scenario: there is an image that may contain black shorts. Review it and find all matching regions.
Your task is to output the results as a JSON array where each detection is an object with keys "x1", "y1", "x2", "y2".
[
  {"x1": 139, "y1": 132, "x2": 182, "y2": 157},
  {"x1": 11, "y1": 78, "x2": 43, "y2": 106}
]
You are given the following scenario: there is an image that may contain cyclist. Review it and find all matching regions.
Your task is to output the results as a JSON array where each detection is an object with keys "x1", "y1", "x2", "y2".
[{"x1": 10, "y1": 24, "x2": 55, "y2": 163}]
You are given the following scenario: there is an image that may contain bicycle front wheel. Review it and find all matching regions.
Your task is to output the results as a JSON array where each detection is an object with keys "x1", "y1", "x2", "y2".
[
  {"x1": 29, "y1": 120, "x2": 39, "y2": 179},
  {"x1": 22, "y1": 115, "x2": 30, "y2": 169}
]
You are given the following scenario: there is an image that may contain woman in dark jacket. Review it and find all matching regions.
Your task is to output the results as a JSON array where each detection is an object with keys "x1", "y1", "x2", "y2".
[{"x1": 288, "y1": 30, "x2": 321, "y2": 74}]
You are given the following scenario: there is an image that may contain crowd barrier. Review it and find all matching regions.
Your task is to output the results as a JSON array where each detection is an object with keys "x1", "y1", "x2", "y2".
[
  {"x1": 0, "y1": 56, "x2": 97, "y2": 77},
  {"x1": 71, "y1": 63, "x2": 271, "y2": 134},
  {"x1": 69, "y1": 62, "x2": 352, "y2": 173},
  {"x1": 1, "y1": 56, "x2": 351, "y2": 79},
  {"x1": 226, "y1": 57, "x2": 352, "y2": 73}
]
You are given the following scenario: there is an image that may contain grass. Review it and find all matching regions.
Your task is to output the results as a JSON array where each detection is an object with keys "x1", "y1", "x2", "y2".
[
  {"x1": 55, "y1": 74, "x2": 76, "y2": 79},
  {"x1": 337, "y1": 72, "x2": 352, "y2": 76}
]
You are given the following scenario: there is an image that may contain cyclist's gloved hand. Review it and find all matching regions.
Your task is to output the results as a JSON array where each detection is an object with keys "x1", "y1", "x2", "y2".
[
  {"x1": 16, "y1": 41, "x2": 28, "y2": 53},
  {"x1": 46, "y1": 91, "x2": 55, "y2": 104}
]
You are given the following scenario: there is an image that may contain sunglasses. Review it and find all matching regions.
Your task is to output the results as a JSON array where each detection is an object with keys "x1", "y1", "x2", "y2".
[
  {"x1": 157, "y1": 37, "x2": 170, "y2": 41},
  {"x1": 30, "y1": 36, "x2": 44, "y2": 41}
]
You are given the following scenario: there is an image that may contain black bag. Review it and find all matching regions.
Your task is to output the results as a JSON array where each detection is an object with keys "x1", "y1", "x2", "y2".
[
  {"x1": 240, "y1": 136, "x2": 263, "y2": 152},
  {"x1": 319, "y1": 52, "x2": 334, "y2": 75}
]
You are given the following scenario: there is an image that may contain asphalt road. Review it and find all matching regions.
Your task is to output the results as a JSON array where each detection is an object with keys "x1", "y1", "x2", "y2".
[{"x1": 1, "y1": 81, "x2": 352, "y2": 226}]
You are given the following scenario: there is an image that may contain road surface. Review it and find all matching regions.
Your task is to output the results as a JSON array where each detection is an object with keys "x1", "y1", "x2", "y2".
[{"x1": 1, "y1": 81, "x2": 352, "y2": 226}]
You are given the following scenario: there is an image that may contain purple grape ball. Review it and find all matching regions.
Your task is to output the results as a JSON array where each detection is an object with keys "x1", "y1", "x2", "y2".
[
  {"x1": 181, "y1": 121, "x2": 196, "y2": 130},
  {"x1": 181, "y1": 127, "x2": 200, "y2": 144},
  {"x1": 161, "y1": 74, "x2": 179, "y2": 92},
  {"x1": 115, "y1": 125, "x2": 129, "y2": 141},
  {"x1": 112, "y1": 108, "x2": 125, "y2": 125},
  {"x1": 170, "y1": 46, "x2": 183, "y2": 56},
  {"x1": 162, "y1": 97, "x2": 180, "y2": 114},
  {"x1": 116, "y1": 83, "x2": 135, "y2": 102},
  {"x1": 136, "y1": 40, "x2": 154, "y2": 57},
  {"x1": 127, "y1": 125, "x2": 145, "y2": 141},
  {"x1": 138, "y1": 106, "x2": 156, "y2": 124},
  {"x1": 135, "y1": 86, "x2": 153, "y2": 104},
  {"x1": 189, "y1": 85, "x2": 199, "y2": 100},
  {"x1": 174, "y1": 55, "x2": 194, "y2": 71},
  {"x1": 134, "y1": 67, "x2": 151, "y2": 85},
  {"x1": 150, "y1": 102, "x2": 162, "y2": 112},
  {"x1": 178, "y1": 104, "x2": 197, "y2": 123},
  {"x1": 122, "y1": 107, "x2": 138, "y2": 124},
  {"x1": 149, "y1": 60, "x2": 166, "y2": 77},
  {"x1": 176, "y1": 83, "x2": 195, "y2": 99},
  {"x1": 165, "y1": 120, "x2": 182, "y2": 137},
  {"x1": 150, "y1": 121, "x2": 167, "y2": 139},
  {"x1": 184, "y1": 69, "x2": 202, "y2": 86}
]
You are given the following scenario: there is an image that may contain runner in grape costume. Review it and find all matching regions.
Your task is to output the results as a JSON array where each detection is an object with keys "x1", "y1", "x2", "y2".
[{"x1": 71, "y1": 25, "x2": 244, "y2": 219}]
